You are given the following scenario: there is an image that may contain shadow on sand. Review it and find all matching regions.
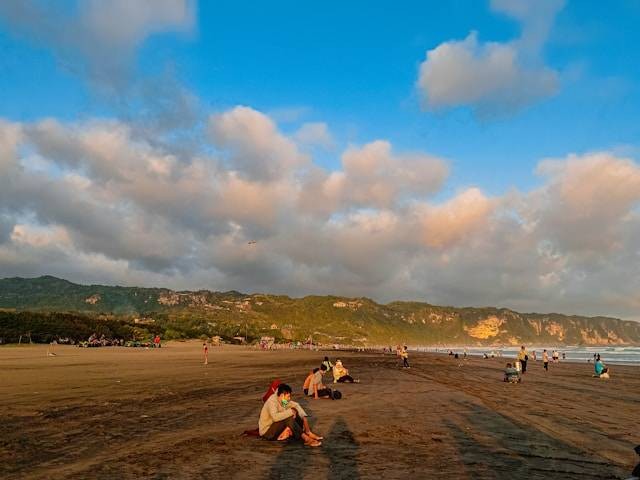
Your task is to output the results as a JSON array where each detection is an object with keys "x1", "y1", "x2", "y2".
[
  {"x1": 444, "y1": 399, "x2": 624, "y2": 480},
  {"x1": 268, "y1": 416, "x2": 359, "y2": 480}
]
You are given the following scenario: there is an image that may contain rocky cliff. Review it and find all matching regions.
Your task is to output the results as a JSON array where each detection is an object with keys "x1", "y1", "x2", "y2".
[{"x1": 1, "y1": 276, "x2": 639, "y2": 346}]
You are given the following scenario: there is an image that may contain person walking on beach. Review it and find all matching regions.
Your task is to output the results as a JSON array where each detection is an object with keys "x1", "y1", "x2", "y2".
[
  {"x1": 518, "y1": 346, "x2": 528, "y2": 373},
  {"x1": 542, "y1": 349, "x2": 549, "y2": 371},
  {"x1": 203, "y1": 342, "x2": 209, "y2": 365},
  {"x1": 401, "y1": 346, "x2": 410, "y2": 368}
]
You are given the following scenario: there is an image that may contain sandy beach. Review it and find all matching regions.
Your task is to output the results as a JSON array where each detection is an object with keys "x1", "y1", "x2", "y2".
[{"x1": 1, "y1": 342, "x2": 639, "y2": 479}]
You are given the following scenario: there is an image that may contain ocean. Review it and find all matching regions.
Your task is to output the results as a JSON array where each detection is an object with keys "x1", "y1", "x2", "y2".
[{"x1": 417, "y1": 345, "x2": 640, "y2": 365}]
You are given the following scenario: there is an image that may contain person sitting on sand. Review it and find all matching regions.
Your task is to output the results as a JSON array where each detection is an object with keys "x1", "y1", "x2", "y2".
[
  {"x1": 321, "y1": 356, "x2": 333, "y2": 371},
  {"x1": 333, "y1": 360, "x2": 357, "y2": 383},
  {"x1": 308, "y1": 364, "x2": 332, "y2": 399},
  {"x1": 504, "y1": 363, "x2": 521, "y2": 383},
  {"x1": 259, "y1": 384, "x2": 322, "y2": 447},
  {"x1": 594, "y1": 357, "x2": 610, "y2": 379},
  {"x1": 303, "y1": 368, "x2": 317, "y2": 395}
]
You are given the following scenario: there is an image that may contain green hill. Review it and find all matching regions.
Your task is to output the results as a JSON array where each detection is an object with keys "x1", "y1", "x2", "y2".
[{"x1": 1, "y1": 276, "x2": 639, "y2": 346}]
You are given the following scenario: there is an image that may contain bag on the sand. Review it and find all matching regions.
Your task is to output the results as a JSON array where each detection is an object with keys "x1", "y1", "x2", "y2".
[{"x1": 331, "y1": 390, "x2": 342, "y2": 400}]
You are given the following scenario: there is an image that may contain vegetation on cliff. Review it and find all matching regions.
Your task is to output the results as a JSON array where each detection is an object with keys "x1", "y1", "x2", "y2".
[{"x1": 1, "y1": 276, "x2": 639, "y2": 345}]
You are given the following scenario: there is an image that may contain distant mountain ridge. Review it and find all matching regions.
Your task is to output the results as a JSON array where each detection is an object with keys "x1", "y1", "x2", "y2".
[{"x1": 1, "y1": 276, "x2": 639, "y2": 346}]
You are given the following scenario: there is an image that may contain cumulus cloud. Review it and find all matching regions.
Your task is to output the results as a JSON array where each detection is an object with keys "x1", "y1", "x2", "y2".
[
  {"x1": 298, "y1": 140, "x2": 448, "y2": 215},
  {"x1": 2, "y1": 109, "x2": 640, "y2": 319},
  {"x1": 210, "y1": 106, "x2": 310, "y2": 182},
  {"x1": 0, "y1": 0, "x2": 195, "y2": 90},
  {"x1": 419, "y1": 188, "x2": 495, "y2": 248},
  {"x1": 417, "y1": 0, "x2": 563, "y2": 115},
  {"x1": 531, "y1": 152, "x2": 640, "y2": 253}
]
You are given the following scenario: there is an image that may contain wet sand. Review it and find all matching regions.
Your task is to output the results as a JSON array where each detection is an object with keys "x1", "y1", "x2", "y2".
[{"x1": 1, "y1": 342, "x2": 639, "y2": 479}]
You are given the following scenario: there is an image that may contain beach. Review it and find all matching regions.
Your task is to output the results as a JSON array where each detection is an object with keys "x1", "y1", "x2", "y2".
[{"x1": 1, "y1": 342, "x2": 638, "y2": 479}]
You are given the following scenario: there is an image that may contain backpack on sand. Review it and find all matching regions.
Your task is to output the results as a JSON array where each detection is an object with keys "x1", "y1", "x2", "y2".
[{"x1": 331, "y1": 390, "x2": 342, "y2": 400}]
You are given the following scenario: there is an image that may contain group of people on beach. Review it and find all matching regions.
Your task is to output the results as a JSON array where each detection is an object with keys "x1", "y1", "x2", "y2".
[
  {"x1": 504, "y1": 345, "x2": 611, "y2": 382},
  {"x1": 257, "y1": 355, "x2": 360, "y2": 447},
  {"x1": 303, "y1": 357, "x2": 358, "y2": 399}
]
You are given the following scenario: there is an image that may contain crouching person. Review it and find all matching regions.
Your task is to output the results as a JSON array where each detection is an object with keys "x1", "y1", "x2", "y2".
[
  {"x1": 504, "y1": 363, "x2": 521, "y2": 383},
  {"x1": 309, "y1": 364, "x2": 333, "y2": 399},
  {"x1": 259, "y1": 384, "x2": 323, "y2": 447},
  {"x1": 594, "y1": 357, "x2": 610, "y2": 379}
]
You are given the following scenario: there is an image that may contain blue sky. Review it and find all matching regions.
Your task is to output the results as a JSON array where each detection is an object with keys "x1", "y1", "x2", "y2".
[
  {"x1": 1, "y1": 1, "x2": 640, "y2": 319},
  {"x1": 2, "y1": 0, "x2": 639, "y2": 196}
]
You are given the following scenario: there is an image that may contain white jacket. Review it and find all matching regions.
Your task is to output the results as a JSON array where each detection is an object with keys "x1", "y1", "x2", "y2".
[{"x1": 258, "y1": 393, "x2": 307, "y2": 436}]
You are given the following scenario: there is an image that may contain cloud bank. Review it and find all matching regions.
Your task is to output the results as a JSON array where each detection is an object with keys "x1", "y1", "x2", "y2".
[{"x1": 1, "y1": 111, "x2": 640, "y2": 319}]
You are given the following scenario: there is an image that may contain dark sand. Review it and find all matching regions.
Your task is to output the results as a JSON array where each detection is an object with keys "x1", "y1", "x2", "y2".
[{"x1": 1, "y1": 342, "x2": 639, "y2": 479}]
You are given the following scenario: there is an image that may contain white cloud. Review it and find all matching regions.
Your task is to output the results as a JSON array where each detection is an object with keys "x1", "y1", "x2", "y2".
[
  {"x1": 209, "y1": 106, "x2": 310, "y2": 182},
  {"x1": 418, "y1": 32, "x2": 558, "y2": 114},
  {"x1": 81, "y1": 0, "x2": 194, "y2": 49},
  {"x1": 298, "y1": 140, "x2": 449, "y2": 214},
  {"x1": 294, "y1": 122, "x2": 334, "y2": 149},
  {"x1": 531, "y1": 152, "x2": 640, "y2": 253},
  {"x1": 491, "y1": 0, "x2": 565, "y2": 55},
  {"x1": 0, "y1": 0, "x2": 195, "y2": 89},
  {"x1": 419, "y1": 188, "x2": 495, "y2": 248},
  {"x1": 417, "y1": 0, "x2": 563, "y2": 115}
]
